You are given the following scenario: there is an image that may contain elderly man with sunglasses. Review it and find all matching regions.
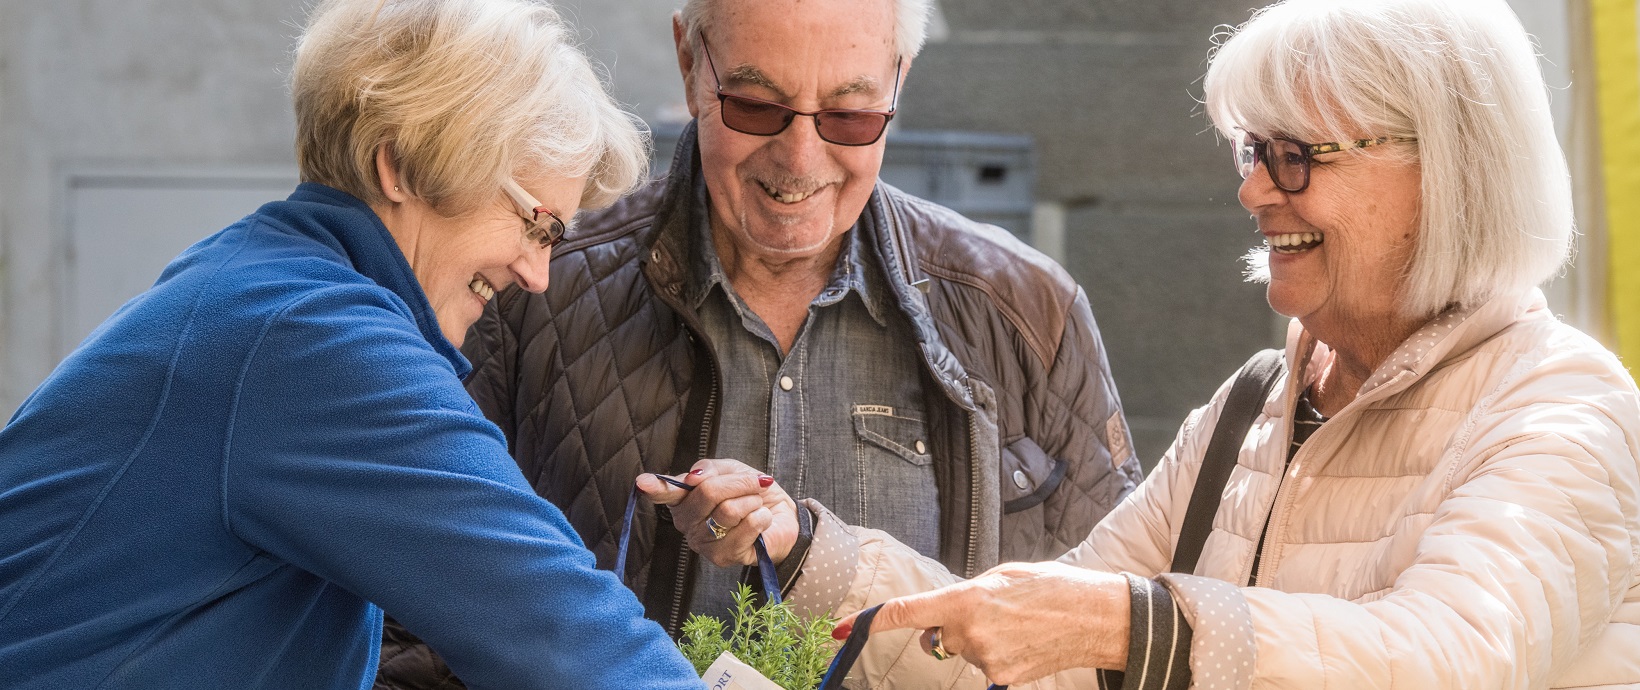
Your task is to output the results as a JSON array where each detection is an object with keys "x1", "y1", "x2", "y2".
[{"x1": 373, "y1": 0, "x2": 1139, "y2": 685}]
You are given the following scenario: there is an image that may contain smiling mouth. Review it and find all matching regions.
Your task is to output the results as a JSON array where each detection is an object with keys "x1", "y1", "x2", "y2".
[
  {"x1": 1268, "y1": 232, "x2": 1324, "y2": 254},
  {"x1": 756, "y1": 179, "x2": 821, "y2": 205},
  {"x1": 468, "y1": 275, "x2": 497, "y2": 302}
]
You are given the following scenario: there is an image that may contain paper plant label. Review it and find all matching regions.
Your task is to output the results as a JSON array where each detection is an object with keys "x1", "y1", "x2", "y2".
[{"x1": 702, "y1": 651, "x2": 787, "y2": 690}]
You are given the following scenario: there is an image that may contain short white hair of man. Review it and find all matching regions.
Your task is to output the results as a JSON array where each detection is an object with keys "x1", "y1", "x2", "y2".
[
  {"x1": 1204, "y1": 0, "x2": 1574, "y2": 318},
  {"x1": 679, "y1": 0, "x2": 933, "y2": 61},
  {"x1": 292, "y1": 0, "x2": 648, "y2": 215}
]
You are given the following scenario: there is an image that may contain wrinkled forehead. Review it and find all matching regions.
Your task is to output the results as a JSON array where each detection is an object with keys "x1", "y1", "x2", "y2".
[
  {"x1": 708, "y1": 35, "x2": 905, "y2": 102},
  {"x1": 711, "y1": 0, "x2": 897, "y2": 42},
  {"x1": 704, "y1": 0, "x2": 899, "y2": 85}
]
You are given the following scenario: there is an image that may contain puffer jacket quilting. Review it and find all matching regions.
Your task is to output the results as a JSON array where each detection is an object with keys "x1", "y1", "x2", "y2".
[
  {"x1": 806, "y1": 288, "x2": 1640, "y2": 689},
  {"x1": 466, "y1": 121, "x2": 1141, "y2": 623},
  {"x1": 377, "y1": 123, "x2": 1143, "y2": 689}
]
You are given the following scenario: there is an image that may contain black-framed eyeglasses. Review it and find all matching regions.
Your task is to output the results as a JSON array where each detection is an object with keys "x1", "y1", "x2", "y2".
[
  {"x1": 699, "y1": 35, "x2": 901, "y2": 146},
  {"x1": 1233, "y1": 130, "x2": 1417, "y2": 193},
  {"x1": 501, "y1": 178, "x2": 567, "y2": 250}
]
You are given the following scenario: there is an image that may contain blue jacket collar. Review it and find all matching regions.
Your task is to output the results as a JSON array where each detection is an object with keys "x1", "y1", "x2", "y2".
[{"x1": 282, "y1": 183, "x2": 471, "y2": 378}]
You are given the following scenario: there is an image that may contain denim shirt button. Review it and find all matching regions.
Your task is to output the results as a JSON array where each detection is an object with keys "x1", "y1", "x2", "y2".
[
  {"x1": 1012, "y1": 470, "x2": 1031, "y2": 490},
  {"x1": 779, "y1": 376, "x2": 794, "y2": 391},
  {"x1": 914, "y1": 440, "x2": 927, "y2": 454}
]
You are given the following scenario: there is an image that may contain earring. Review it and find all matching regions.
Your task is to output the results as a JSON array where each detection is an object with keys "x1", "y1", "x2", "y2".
[{"x1": 394, "y1": 186, "x2": 401, "y2": 192}]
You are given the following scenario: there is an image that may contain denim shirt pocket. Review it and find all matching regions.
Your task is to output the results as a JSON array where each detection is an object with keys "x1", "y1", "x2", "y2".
[
  {"x1": 851, "y1": 405, "x2": 932, "y2": 466},
  {"x1": 1000, "y1": 436, "x2": 1068, "y2": 513}
]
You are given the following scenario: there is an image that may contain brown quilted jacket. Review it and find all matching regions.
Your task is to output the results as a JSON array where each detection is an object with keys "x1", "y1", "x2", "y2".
[{"x1": 374, "y1": 122, "x2": 1142, "y2": 688}]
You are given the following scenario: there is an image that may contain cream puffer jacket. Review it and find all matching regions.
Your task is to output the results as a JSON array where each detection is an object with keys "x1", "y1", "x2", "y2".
[{"x1": 787, "y1": 289, "x2": 1640, "y2": 689}]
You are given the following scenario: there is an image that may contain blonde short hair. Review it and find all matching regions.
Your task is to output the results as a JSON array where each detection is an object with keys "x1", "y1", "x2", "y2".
[
  {"x1": 679, "y1": 0, "x2": 933, "y2": 61},
  {"x1": 293, "y1": 0, "x2": 648, "y2": 215},
  {"x1": 1204, "y1": 0, "x2": 1574, "y2": 317}
]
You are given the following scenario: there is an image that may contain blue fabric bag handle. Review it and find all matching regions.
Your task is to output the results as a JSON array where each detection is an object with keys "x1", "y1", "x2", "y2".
[
  {"x1": 620, "y1": 474, "x2": 1003, "y2": 689},
  {"x1": 817, "y1": 604, "x2": 1006, "y2": 690},
  {"x1": 616, "y1": 474, "x2": 782, "y2": 604}
]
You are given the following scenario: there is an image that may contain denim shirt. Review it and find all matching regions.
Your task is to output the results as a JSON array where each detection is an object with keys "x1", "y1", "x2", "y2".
[{"x1": 687, "y1": 183, "x2": 939, "y2": 619}]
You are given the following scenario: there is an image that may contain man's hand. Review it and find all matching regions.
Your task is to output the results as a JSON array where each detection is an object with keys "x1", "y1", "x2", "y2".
[
  {"x1": 834, "y1": 562, "x2": 1131, "y2": 686},
  {"x1": 636, "y1": 459, "x2": 800, "y2": 567}
]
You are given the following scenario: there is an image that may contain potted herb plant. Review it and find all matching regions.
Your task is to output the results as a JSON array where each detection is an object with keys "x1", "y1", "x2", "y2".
[{"x1": 679, "y1": 584, "x2": 838, "y2": 690}]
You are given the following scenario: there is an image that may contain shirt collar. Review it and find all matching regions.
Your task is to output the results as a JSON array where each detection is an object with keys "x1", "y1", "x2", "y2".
[{"x1": 685, "y1": 175, "x2": 891, "y2": 326}]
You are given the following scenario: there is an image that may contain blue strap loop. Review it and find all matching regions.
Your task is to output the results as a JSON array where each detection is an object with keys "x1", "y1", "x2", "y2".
[
  {"x1": 620, "y1": 474, "x2": 1002, "y2": 689},
  {"x1": 817, "y1": 604, "x2": 1005, "y2": 690},
  {"x1": 616, "y1": 475, "x2": 781, "y2": 605}
]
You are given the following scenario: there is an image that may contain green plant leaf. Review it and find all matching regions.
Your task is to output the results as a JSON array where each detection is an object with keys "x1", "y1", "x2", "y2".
[{"x1": 676, "y1": 584, "x2": 838, "y2": 690}]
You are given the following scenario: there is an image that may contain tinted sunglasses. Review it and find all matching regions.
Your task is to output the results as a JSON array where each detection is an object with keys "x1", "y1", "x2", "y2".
[{"x1": 699, "y1": 35, "x2": 901, "y2": 146}]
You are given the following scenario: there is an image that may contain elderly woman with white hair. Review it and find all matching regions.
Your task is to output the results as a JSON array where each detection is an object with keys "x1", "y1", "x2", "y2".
[
  {"x1": 801, "y1": 0, "x2": 1640, "y2": 687},
  {"x1": 0, "y1": 0, "x2": 701, "y2": 688}
]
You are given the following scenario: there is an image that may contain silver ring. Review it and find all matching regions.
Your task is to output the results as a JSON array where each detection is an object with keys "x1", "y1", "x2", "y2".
[
  {"x1": 705, "y1": 517, "x2": 729, "y2": 541},
  {"x1": 929, "y1": 627, "x2": 951, "y2": 661}
]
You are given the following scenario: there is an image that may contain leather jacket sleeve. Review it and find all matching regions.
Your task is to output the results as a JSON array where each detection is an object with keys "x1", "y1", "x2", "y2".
[{"x1": 1004, "y1": 285, "x2": 1144, "y2": 559}]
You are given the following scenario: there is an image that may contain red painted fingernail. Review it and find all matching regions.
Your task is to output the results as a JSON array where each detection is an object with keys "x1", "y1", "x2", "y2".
[
  {"x1": 831, "y1": 623, "x2": 852, "y2": 640},
  {"x1": 758, "y1": 475, "x2": 774, "y2": 488},
  {"x1": 689, "y1": 469, "x2": 705, "y2": 476}
]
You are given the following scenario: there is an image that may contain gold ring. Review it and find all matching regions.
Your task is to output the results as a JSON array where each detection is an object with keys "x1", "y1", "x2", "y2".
[
  {"x1": 929, "y1": 627, "x2": 951, "y2": 661},
  {"x1": 706, "y1": 517, "x2": 729, "y2": 541}
]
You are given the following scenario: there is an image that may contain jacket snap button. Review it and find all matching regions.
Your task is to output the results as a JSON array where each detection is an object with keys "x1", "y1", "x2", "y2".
[
  {"x1": 914, "y1": 440, "x2": 927, "y2": 454},
  {"x1": 1012, "y1": 470, "x2": 1030, "y2": 490},
  {"x1": 779, "y1": 376, "x2": 794, "y2": 391}
]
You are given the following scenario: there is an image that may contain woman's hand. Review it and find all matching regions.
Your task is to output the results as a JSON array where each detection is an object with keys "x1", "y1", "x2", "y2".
[
  {"x1": 838, "y1": 562, "x2": 1131, "y2": 686},
  {"x1": 636, "y1": 459, "x2": 799, "y2": 568}
]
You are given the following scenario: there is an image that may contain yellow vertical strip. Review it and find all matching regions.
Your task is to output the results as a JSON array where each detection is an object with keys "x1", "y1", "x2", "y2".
[{"x1": 1593, "y1": 0, "x2": 1640, "y2": 376}]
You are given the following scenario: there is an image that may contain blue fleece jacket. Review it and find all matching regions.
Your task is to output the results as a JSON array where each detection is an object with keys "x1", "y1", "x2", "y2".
[{"x1": 0, "y1": 184, "x2": 701, "y2": 689}]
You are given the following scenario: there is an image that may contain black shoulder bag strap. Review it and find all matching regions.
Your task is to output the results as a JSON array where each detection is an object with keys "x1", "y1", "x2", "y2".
[
  {"x1": 823, "y1": 351, "x2": 1282, "y2": 687},
  {"x1": 1169, "y1": 348, "x2": 1285, "y2": 574}
]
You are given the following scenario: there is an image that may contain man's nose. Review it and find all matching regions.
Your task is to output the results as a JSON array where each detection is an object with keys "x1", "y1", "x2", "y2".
[{"x1": 775, "y1": 113, "x2": 830, "y2": 169}]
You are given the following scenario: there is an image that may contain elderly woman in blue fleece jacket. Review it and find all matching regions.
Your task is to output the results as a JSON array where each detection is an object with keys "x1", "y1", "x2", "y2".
[{"x1": 0, "y1": 1, "x2": 701, "y2": 688}]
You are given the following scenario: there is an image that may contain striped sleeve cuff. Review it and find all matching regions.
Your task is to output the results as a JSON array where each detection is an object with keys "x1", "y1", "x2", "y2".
[
  {"x1": 1095, "y1": 573, "x2": 1193, "y2": 690},
  {"x1": 1156, "y1": 573, "x2": 1256, "y2": 690}
]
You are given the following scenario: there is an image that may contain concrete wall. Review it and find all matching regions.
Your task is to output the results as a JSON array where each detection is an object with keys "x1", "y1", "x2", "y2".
[
  {"x1": 554, "y1": 0, "x2": 692, "y2": 125},
  {"x1": 0, "y1": 0, "x2": 308, "y2": 411},
  {"x1": 899, "y1": 1, "x2": 1274, "y2": 460},
  {"x1": 0, "y1": 0, "x2": 1582, "y2": 470}
]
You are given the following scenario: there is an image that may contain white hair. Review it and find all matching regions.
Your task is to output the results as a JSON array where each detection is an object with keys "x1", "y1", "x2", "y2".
[
  {"x1": 1204, "y1": 0, "x2": 1574, "y2": 318},
  {"x1": 293, "y1": 0, "x2": 649, "y2": 215},
  {"x1": 679, "y1": 0, "x2": 933, "y2": 60}
]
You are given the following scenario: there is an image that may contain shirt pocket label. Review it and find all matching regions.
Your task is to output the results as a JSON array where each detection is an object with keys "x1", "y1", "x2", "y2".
[{"x1": 852, "y1": 406, "x2": 931, "y2": 466}]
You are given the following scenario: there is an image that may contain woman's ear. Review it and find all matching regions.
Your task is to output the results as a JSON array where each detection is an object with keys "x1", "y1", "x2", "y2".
[{"x1": 375, "y1": 145, "x2": 410, "y2": 203}]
